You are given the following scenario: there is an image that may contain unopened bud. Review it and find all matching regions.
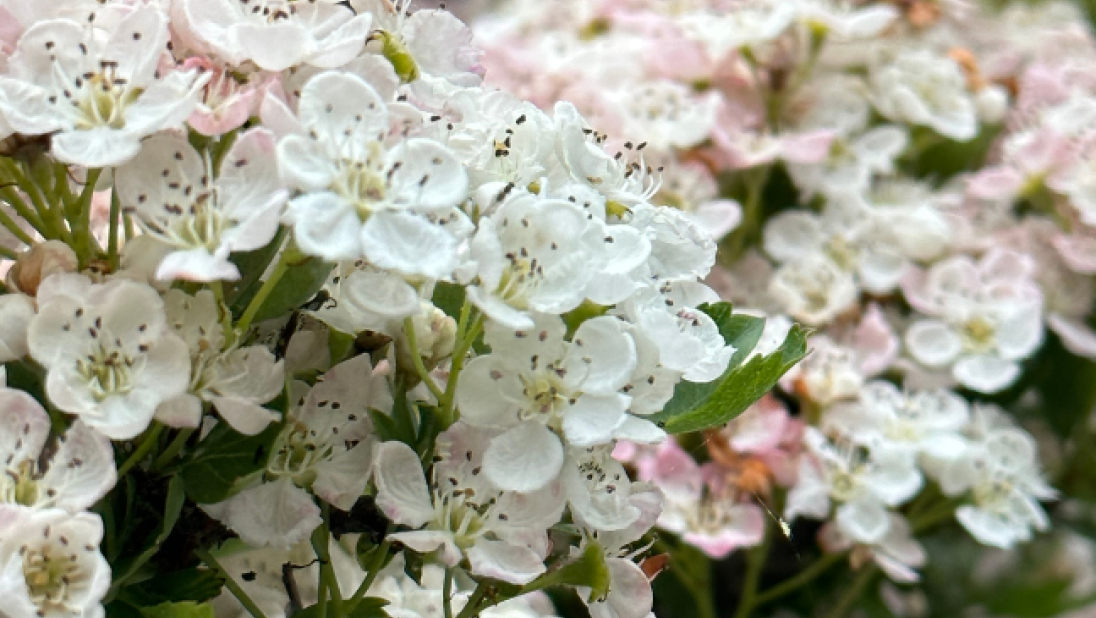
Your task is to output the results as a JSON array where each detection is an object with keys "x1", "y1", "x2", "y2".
[
  {"x1": 7, "y1": 240, "x2": 78, "y2": 296},
  {"x1": 398, "y1": 302, "x2": 457, "y2": 374}
]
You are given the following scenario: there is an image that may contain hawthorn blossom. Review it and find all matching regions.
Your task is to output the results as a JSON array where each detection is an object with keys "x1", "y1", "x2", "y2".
[
  {"x1": 786, "y1": 428, "x2": 922, "y2": 544},
  {"x1": 116, "y1": 128, "x2": 287, "y2": 282},
  {"x1": 0, "y1": 5, "x2": 206, "y2": 166},
  {"x1": 176, "y1": 0, "x2": 373, "y2": 72},
  {"x1": 27, "y1": 275, "x2": 190, "y2": 440},
  {"x1": 0, "y1": 508, "x2": 111, "y2": 618},
  {"x1": 870, "y1": 49, "x2": 978, "y2": 141},
  {"x1": 279, "y1": 71, "x2": 469, "y2": 275},
  {"x1": 206, "y1": 354, "x2": 389, "y2": 548},
  {"x1": 0, "y1": 293, "x2": 34, "y2": 363},
  {"x1": 0, "y1": 388, "x2": 115, "y2": 513},
  {"x1": 457, "y1": 314, "x2": 662, "y2": 491},
  {"x1": 903, "y1": 249, "x2": 1044, "y2": 393},
  {"x1": 154, "y1": 289, "x2": 284, "y2": 435},
  {"x1": 373, "y1": 423, "x2": 565, "y2": 584}
]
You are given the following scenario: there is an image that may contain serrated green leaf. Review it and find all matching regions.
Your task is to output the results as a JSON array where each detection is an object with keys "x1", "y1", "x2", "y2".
[
  {"x1": 141, "y1": 601, "x2": 215, "y2": 618},
  {"x1": 652, "y1": 303, "x2": 768, "y2": 420},
  {"x1": 648, "y1": 324, "x2": 808, "y2": 434},
  {"x1": 248, "y1": 255, "x2": 334, "y2": 324},
  {"x1": 179, "y1": 420, "x2": 284, "y2": 504}
]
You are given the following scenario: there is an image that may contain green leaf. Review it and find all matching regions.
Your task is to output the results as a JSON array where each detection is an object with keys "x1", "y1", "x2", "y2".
[
  {"x1": 529, "y1": 542, "x2": 611, "y2": 603},
  {"x1": 179, "y1": 420, "x2": 284, "y2": 504},
  {"x1": 125, "y1": 569, "x2": 226, "y2": 606},
  {"x1": 656, "y1": 305, "x2": 767, "y2": 420},
  {"x1": 110, "y1": 476, "x2": 187, "y2": 591},
  {"x1": 247, "y1": 254, "x2": 334, "y2": 324},
  {"x1": 226, "y1": 227, "x2": 287, "y2": 310},
  {"x1": 431, "y1": 281, "x2": 465, "y2": 320},
  {"x1": 141, "y1": 601, "x2": 215, "y2": 618},
  {"x1": 647, "y1": 323, "x2": 809, "y2": 434}
]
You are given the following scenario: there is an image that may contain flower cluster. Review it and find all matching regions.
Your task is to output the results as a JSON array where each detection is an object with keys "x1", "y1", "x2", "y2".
[
  {"x1": 469, "y1": 0, "x2": 1086, "y2": 608},
  {"x1": 0, "y1": 1, "x2": 791, "y2": 617},
  {"x1": 0, "y1": 0, "x2": 1088, "y2": 617}
]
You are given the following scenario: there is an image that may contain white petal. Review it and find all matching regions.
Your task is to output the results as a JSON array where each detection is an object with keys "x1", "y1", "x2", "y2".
[
  {"x1": 905, "y1": 320, "x2": 962, "y2": 367},
  {"x1": 361, "y1": 210, "x2": 458, "y2": 278},
  {"x1": 287, "y1": 192, "x2": 362, "y2": 261},
  {"x1": 562, "y1": 395, "x2": 629, "y2": 447},
  {"x1": 466, "y1": 539, "x2": 546, "y2": 585},
  {"x1": 384, "y1": 139, "x2": 468, "y2": 210},
  {"x1": 39, "y1": 421, "x2": 117, "y2": 512},
  {"x1": 0, "y1": 388, "x2": 50, "y2": 465},
  {"x1": 373, "y1": 441, "x2": 435, "y2": 527},
  {"x1": 567, "y1": 317, "x2": 637, "y2": 395},
  {"x1": 342, "y1": 270, "x2": 421, "y2": 318},
  {"x1": 483, "y1": 422, "x2": 563, "y2": 492},
  {"x1": 952, "y1": 355, "x2": 1020, "y2": 393},
  {"x1": 154, "y1": 394, "x2": 203, "y2": 430},
  {"x1": 221, "y1": 477, "x2": 323, "y2": 549}
]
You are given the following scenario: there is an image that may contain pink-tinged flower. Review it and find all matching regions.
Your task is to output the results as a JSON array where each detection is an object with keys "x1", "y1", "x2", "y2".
[
  {"x1": 718, "y1": 395, "x2": 804, "y2": 488},
  {"x1": 637, "y1": 440, "x2": 765, "y2": 559},
  {"x1": 182, "y1": 57, "x2": 265, "y2": 136}
]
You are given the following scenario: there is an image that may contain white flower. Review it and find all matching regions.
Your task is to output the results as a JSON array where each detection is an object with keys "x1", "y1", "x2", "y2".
[
  {"x1": 457, "y1": 314, "x2": 648, "y2": 491},
  {"x1": 464, "y1": 192, "x2": 636, "y2": 330},
  {"x1": 206, "y1": 354, "x2": 388, "y2": 548},
  {"x1": 178, "y1": 0, "x2": 372, "y2": 71},
  {"x1": 0, "y1": 5, "x2": 206, "y2": 167},
  {"x1": 373, "y1": 423, "x2": 565, "y2": 584},
  {"x1": 116, "y1": 128, "x2": 286, "y2": 282},
  {"x1": 786, "y1": 428, "x2": 922, "y2": 544},
  {"x1": 819, "y1": 513, "x2": 927, "y2": 583},
  {"x1": 615, "y1": 282, "x2": 733, "y2": 383},
  {"x1": 939, "y1": 405, "x2": 1056, "y2": 549},
  {"x1": 562, "y1": 446, "x2": 647, "y2": 532},
  {"x1": 675, "y1": 0, "x2": 797, "y2": 59},
  {"x1": 903, "y1": 250, "x2": 1044, "y2": 394},
  {"x1": 354, "y1": 0, "x2": 483, "y2": 91},
  {"x1": 787, "y1": 126, "x2": 908, "y2": 199},
  {"x1": 279, "y1": 71, "x2": 468, "y2": 276},
  {"x1": 27, "y1": 274, "x2": 190, "y2": 440},
  {"x1": 155, "y1": 290, "x2": 284, "y2": 435},
  {"x1": 0, "y1": 388, "x2": 115, "y2": 512},
  {"x1": 768, "y1": 253, "x2": 857, "y2": 326},
  {"x1": 0, "y1": 508, "x2": 111, "y2": 618},
  {"x1": 870, "y1": 49, "x2": 978, "y2": 141},
  {"x1": 553, "y1": 102, "x2": 662, "y2": 209},
  {"x1": 825, "y1": 382, "x2": 970, "y2": 462},
  {"x1": 604, "y1": 80, "x2": 719, "y2": 152}
]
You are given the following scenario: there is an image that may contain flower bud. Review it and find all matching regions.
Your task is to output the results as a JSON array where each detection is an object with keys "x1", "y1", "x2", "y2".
[
  {"x1": 398, "y1": 302, "x2": 457, "y2": 374},
  {"x1": 6, "y1": 240, "x2": 78, "y2": 297}
]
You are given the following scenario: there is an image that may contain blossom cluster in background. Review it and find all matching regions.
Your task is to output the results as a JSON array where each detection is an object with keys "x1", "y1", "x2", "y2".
[
  {"x1": 471, "y1": 0, "x2": 1096, "y2": 615},
  {"x1": 0, "y1": 0, "x2": 1089, "y2": 618}
]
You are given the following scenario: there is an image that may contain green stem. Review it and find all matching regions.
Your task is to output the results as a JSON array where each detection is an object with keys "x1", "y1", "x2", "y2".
[
  {"x1": 404, "y1": 316, "x2": 445, "y2": 401},
  {"x1": 345, "y1": 535, "x2": 393, "y2": 612},
  {"x1": 195, "y1": 548, "x2": 269, "y2": 618},
  {"x1": 911, "y1": 500, "x2": 958, "y2": 534},
  {"x1": 733, "y1": 523, "x2": 773, "y2": 618},
  {"x1": 0, "y1": 172, "x2": 47, "y2": 233},
  {"x1": 115, "y1": 422, "x2": 165, "y2": 478},
  {"x1": 453, "y1": 581, "x2": 490, "y2": 618},
  {"x1": 0, "y1": 245, "x2": 16, "y2": 260},
  {"x1": 754, "y1": 551, "x2": 845, "y2": 607},
  {"x1": 107, "y1": 188, "x2": 121, "y2": 270},
  {"x1": 151, "y1": 428, "x2": 196, "y2": 471},
  {"x1": 442, "y1": 568, "x2": 455, "y2": 618},
  {"x1": 819, "y1": 564, "x2": 877, "y2": 618},
  {"x1": 76, "y1": 168, "x2": 103, "y2": 258},
  {"x1": 237, "y1": 250, "x2": 290, "y2": 334},
  {"x1": 439, "y1": 302, "x2": 482, "y2": 426},
  {"x1": 4, "y1": 161, "x2": 67, "y2": 243},
  {"x1": 722, "y1": 166, "x2": 771, "y2": 264},
  {"x1": 0, "y1": 204, "x2": 33, "y2": 247},
  {"x1": 211, "y1": 281, "x2": 235, "y2": 343},
  {"x1": 312, "y1": 508, "x2": 343, "y2": 618}
]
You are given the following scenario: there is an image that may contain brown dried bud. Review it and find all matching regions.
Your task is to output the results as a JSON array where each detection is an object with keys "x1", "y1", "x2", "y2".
[{"x1": 6, "y1": 240, "x2": 78, "y2": 296}]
